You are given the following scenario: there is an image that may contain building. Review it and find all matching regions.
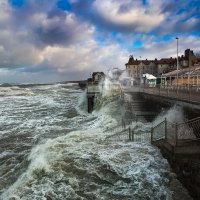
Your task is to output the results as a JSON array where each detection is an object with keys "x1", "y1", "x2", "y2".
[
  {"x1": 125, "y1": 49, "x2": 200, "y2": 83},
  {"x1": 92, "y1": 72, "x2": 105, "y2": 83},
  {"x1": 125, "y1": 56, "x2": 140, "y2": 80},
  {"x1": 179, "y1": 49, "x2": 200, "y2": 68},
  {"x1": 125, "y1": 55, "x2": 157, "y2": 83},
  {"x1": 157, "y1": 57, "x2": 176, "y2": 75}
]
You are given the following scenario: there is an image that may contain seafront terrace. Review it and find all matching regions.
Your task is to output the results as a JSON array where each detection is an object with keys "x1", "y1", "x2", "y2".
[
  {"x1": 140, "y1": 85, "x2": 200, "y2": 104},
  {"x1": 122, "y1": 84, "x2": 200, "y2": 107}
]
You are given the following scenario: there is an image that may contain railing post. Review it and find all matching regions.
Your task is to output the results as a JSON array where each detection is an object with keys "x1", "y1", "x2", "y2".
[
  {"x1": 122, "y1": 119, "x2": 126, "y2": 129},
  {"x1": 128, "y1": 126, "x2": 131, "y2": 140},
  {"x1": 151, "y1": 127, "x2": 153, "y2": 143},
  {"x1": 175, "y1": 123, "x2": 178, "y2": 146},
  {"x1": 159, "y1": 85, "x2": 161, "y2": 96},
  {"x1": 189, "y1": 86, "x2": 191, "y2": 101},
  {"x1": 132, "y1": 130, "x2": 134, "y2": 141},
  {"x1": 165, "y1": 118, "x2": 167, "y2": 140}
]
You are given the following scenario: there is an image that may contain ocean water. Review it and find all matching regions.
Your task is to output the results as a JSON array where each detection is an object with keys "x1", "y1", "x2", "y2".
[{"x1": 0, "y1": 81, "x2": 192, "y2": 200}]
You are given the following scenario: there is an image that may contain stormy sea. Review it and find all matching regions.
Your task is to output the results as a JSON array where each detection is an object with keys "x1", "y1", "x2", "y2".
[{"x1": 0, "y1": 79, "x2": 192, "y2": 200}]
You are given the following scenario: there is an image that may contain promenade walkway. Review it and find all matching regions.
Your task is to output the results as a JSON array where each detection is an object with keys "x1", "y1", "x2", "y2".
[
  {"x1": 122, "y1": 85, "x2": 200, "y2": 104},
  {"x1": 121, "y1": 85, "x2": 200, "y2": 114},
  {"x1": 140, "y1": 86, "x2": 200, "y2": 105}
]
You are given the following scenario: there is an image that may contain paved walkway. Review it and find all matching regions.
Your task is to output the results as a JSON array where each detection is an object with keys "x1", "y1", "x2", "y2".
[{"x1": 122, "y1": 85, "x2": 200, "y2": 106}]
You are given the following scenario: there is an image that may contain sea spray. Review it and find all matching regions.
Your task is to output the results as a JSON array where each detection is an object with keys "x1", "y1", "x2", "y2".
[
  {"x1": 0, "y1": 83, "x2": 193, "y2": 200},
  {"x1": 153, "y1": 104, "x2": 186, "y2": 125},
  {"x1": 1, "y1": 130, "x2": 174, "y2": 199}
]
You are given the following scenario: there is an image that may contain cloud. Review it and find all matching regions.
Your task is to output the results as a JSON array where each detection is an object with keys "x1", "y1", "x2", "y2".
[
  {"x1": 33, "y1": 12, "x2": 94, "y2": 46},
  {"x1": 0, "y1": 39, "x2": 129, "y2": 83},
  {"x1": 7, "y1": 0, "x2": 94, "y2": 47},
  {"x1": 128, "y1": 35, "x2": 200, "y2": 60},
  {"x1": 0, "y1": 0, "x2": 94, "y2": 68},
  {"x1": 71, "y1": 0, "x2": 165, "y2": 33},
  {"x1": 0, "y1": 0, "x2": 199, "y2": 83},
  {"x1": 33, "y1": 39, "x2": 128, "y2": 75},
  {"x1": 154, "y1": 0, "x2": 200, "y2": 34}
]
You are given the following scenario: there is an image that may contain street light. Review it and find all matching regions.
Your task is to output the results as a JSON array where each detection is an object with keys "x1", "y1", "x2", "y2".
[
  {"x1": 139, "y1": 56, "x2": 142, "y2": 85},
  {"x1": 176, "y1": 37, "x2": 179, "y2": 86}
]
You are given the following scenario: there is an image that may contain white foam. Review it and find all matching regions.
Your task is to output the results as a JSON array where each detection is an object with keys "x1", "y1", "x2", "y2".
[
  {"x1": 153, "y1": 104, "x2": 186, "y2": 125},
  {"x1": 0, "y1": 82, "x2": 192, "y2": 200}
]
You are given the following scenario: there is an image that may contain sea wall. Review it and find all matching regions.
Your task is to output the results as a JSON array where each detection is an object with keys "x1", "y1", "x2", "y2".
[{"x1": 141, "y1": 93, "x2": 200, "y2": 120}]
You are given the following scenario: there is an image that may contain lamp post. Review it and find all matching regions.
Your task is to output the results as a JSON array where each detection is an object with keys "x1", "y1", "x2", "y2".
[
  {"x1": 139, "y1": 56, "x2": 141, "y2": 85},
  {"x1": 176, "y1": 37, "x2": 179, "y2": 86}
]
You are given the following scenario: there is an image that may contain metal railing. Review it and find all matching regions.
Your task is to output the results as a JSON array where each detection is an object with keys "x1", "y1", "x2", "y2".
[
  {"x1": 151, "y1": 119, "x2": 166, "y2": 142},
  {"x1": 105, "y1": 126, "x2": 129, "y2": 142},
  {"x1": 151, "y1": 117, "x2": 200, "y2": 146},
  {"x1": 139, "y1": 84, "x2": 200, "y2": 103},
  {"x1": 105, "y1": 118, "x2": 151, "y2": 143},
  {"x1": 105, "y1": 116, "x2": 200, "y2": 146},
  {"x1": 177, "y1": 117, "x2": 200, "y2": 140}
]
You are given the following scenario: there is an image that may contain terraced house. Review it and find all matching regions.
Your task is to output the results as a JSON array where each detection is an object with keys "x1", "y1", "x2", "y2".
[{"x1": 125, "y1": 49, "x2": 200, "y2": 84}]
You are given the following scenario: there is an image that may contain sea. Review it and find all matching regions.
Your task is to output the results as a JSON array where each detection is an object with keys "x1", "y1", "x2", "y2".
[{"x1": 0, "y1": 79, "x2": 193, "y2": 200}]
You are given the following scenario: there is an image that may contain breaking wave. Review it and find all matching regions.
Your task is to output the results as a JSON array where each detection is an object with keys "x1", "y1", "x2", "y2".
[{"x1": 0, "y1": 82, "x2": 192, "y2": 200}]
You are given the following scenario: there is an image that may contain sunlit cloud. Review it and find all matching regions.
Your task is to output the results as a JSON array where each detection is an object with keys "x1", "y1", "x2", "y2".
[{"x1": 92, "y1": 0, "x2": 165, "y2": 32}]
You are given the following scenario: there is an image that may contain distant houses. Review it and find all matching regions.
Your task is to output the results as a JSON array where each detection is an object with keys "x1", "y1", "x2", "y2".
[
  {"x1": 86, "y1": 49, "x2": 200, "y2": 87},
  {"x1": 125, "y1": 49, "x2": 200, "y2": 85}
]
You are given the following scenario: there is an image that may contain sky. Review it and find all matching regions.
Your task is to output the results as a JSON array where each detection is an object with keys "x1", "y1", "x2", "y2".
[{"x1": 0, "y1": 0, "x2": 200, "y2": 83}]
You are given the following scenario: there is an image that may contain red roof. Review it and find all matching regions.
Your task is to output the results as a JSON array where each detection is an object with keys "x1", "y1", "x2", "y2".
[
  {"x1": 126, "y1": 56, "x2": 156, "y2": 65},
  {"x1": 156, "y1": 58, "x2": 176, "y2": 65}
]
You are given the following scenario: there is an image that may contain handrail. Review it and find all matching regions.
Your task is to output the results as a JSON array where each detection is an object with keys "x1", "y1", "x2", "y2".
[
  {"x1": 152, "y1": 120, "x2": 165, "y2": 130},
  {"x1": 177, "y1": 116, "x2": 200, "y2": 126},
  {"x1": 151, "y1": 117, "x2": 200, "y2": 146}
]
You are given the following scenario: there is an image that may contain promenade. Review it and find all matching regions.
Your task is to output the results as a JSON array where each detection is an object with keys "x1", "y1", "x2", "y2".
[
  {"x1": 122, "y1": 85, "x2": 199, "y2": 103},
  {"x1": 122, "y1": 85, "x2": 200, "y2": 114}
]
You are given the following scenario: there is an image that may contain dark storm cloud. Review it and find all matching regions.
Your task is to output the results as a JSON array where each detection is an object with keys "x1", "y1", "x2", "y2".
[
  {"x1": 8, "y1": 0, "x2": 90, "y2": 47},
  {"x1": 20, "y1": 59, "x2": 92, "y2": 81},
  {"x1": 70, "y1": 1, "x2": 133, "y2": 32},
  {"x1": 69, "y1": 0, "x2": 200, "y2": 35},
  {"x1": 156, "y1": 0, "x2": 200, "y2": 34},
  {"x1": 69, "y1": 0, "x2": 160, "y2": 33}
]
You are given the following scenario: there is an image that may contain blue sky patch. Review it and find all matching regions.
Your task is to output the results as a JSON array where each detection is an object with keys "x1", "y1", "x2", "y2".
[
  {"x1": 57, "y1": 0, "x2": 71, "y2": 11},
  {"x1": 9, "y1": 0, "x2": 24, "y2": 7},
  {"x1": 133, "y1": 40, "x2": 142, "y2": 48}
]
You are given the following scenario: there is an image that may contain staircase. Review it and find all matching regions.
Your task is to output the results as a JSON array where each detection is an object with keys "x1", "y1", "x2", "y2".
[{"x1": 123, "y1": 92, "x2": 157, "y2": 122}]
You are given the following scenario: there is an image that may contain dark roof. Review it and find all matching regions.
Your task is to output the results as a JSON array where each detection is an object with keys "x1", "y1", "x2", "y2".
[
  {"x1": 125, "y1": 56, "x2": 140, "y2": 65},
  {"x1": 126, "y1": 60, "x2": 156, "y2": 65},
  {"x1": 126, "y1": 56, "x2": 156, "y2": 65},
  {"x1": 156, "y1": 58, "x2": 176, "y2": 64}
]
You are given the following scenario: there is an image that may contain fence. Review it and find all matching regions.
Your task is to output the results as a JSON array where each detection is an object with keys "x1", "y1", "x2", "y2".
[
  {"x1": 106, "y1": 116, "x2": 200, "y2": 146},
  {"x1": 177, "y1": 117, "x2": 200, "y2": 140},
  {"x1": 140, "y1": 84, "x2": 200, "y2": 103},
  {"x1": 105, "y1": 126, "x2": 129, "y2": 142},
  {"x1": 151, "y1": 117, "x2": 200, "y2": 146},
  {"x1": 150, "y1": 119, "x2": 166, "y2": 142},
  {"x1": 105, "y1": 118, "x2": 151, "y2": 143},
  {"x1": 162, "y1": 74, "x2": 200, "y2": 86}
]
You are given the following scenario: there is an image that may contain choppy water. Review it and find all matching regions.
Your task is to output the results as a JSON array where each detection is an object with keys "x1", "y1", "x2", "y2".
[{"x1": 0, "y1": 82, "x2": 192, "y2": 200}]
